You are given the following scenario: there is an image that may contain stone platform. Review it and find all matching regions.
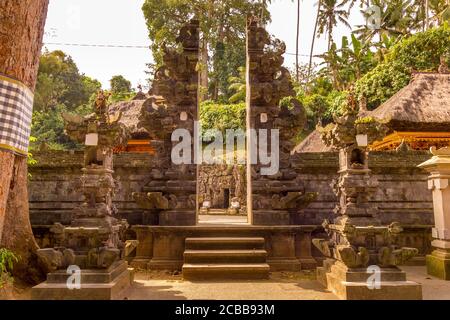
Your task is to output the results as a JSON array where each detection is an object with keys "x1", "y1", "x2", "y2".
[
  {"x1": 131, "y1": 225, "x2": 317, "y2": 272},
  {"x1": 317, "y1": 259, "x2": 422, "y2": 300},
  {"x1": 31, "y1": 261, "x2": 134, "y2": 300}
]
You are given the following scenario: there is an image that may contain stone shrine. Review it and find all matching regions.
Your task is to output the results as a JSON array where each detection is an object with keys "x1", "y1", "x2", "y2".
[
  {"x1": 31, "y1": 91, "x2": 133, "y2": 300},
  {"x1": 313, "y1": 103, "x2": 423, "y2": 299}
]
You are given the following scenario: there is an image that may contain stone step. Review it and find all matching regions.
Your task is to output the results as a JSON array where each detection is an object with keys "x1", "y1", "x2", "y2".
[
  {"x1": 182, "y1": 263, "x2": 270, "y2": 280},
  {"x1": 184, "y1": 249, "x2": 267, "y2": 264},
  {"x1": 185, "y1": 237, "x2": 265, "y2": 250}
]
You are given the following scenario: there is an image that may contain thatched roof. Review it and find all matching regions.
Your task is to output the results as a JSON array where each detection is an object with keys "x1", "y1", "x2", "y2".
[
  {"x1": 108, "y1": 99, "x2": 148, "y2": 139},
  {"x1": 292, "y1": 130, "x2": 332, "y2": 153},
  {"x1": 369, "y1": 72, "x2": 450, "y2": 131}
]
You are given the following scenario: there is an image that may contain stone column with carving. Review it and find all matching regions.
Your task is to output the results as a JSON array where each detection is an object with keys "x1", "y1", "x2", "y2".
[
  {"x1": 246, "y1": 17, "x2": 315, "y2": 225},
  {"x1": 313, "y1": 104, "x2": 422, "y2": 300},
  {"x1": 419, "y1": 146, "x2": 450, "y2": 280},
  {"x1": 133, "y1": 20, "x2": 199, "y2": 226}
]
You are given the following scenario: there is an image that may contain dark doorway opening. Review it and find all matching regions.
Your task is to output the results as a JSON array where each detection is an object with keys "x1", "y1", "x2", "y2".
[{"x1": 223, "y1": 189, "x2": 230, "y2": 209}]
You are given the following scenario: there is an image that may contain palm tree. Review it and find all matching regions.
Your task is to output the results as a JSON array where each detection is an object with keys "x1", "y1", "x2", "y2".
[
  {"x1": 429, "y1": 0, "x2": 450, "y2": 25},
  {"x1": 317, "y1": 0, "x2": 351, "y2": 51},
  {"x1": 315, "y1": 42, "x2": 343, "y2": 90},
  {"x1": 356, "y1": 0, "x2": 416, "y2": 42}
]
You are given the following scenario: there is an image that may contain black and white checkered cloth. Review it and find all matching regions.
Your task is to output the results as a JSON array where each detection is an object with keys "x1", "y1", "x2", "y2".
[{"x1": 0, "y1": 74, "x2": 34, "y2": 156}]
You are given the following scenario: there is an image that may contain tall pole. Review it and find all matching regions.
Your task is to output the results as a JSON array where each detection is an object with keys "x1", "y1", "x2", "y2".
[
  {"x1": 296, "y1": 0, "x2": 301, "y2": 82},
  {"x1": 307, "y1": 0, "x2": 321, "y2": 91}
]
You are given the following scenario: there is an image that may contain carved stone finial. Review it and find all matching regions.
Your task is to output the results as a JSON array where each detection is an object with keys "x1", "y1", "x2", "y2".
[
  {"x1": 430, "y1": 146, "x2": 450, "y2": 156},
  {"x1": 395, "y1": 139, "x2": 412, "y2": 153}
]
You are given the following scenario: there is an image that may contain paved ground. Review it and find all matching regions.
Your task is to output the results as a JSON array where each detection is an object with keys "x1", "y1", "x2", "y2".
[
  {"x1": 402, "y1": 266, "x2": 450, "y2": 300},
  {"x1": 119, "y1": 266, "x2": 450, "y2": 300},
  {"x1": 6, "y1": 266, "x2": 450, "y2": 300},
  {"x1": 122, "y1": 271, "x2": 338, "y2": 300}
]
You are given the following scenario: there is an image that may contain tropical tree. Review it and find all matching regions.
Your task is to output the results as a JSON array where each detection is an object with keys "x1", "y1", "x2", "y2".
[
  {"x1": 142, "y1": 0, "x2": 271, "y2": 101},
  {"x1": 355, "y1": 0, "x2": 417, "y2": 42},
  {"x1": 317, "y1": 0, "x2": 351, "y2": 50},
  {"x1": 0, "y1": 0, "x2": 49, "y2": 284},
  {"x1": 34, "y1": 50, "x2": 101, "y2": 112},
  {"x1": 355, "y1": 24, "x2": 450, "y2": 109},
  {"x1": 110, "y1": 75, "x2": 134, "y2": 102}
]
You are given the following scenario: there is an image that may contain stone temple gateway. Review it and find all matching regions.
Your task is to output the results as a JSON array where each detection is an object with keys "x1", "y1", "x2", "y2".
[{"x1": 27, "y1": 17, "x2": 450, "y2": 299}]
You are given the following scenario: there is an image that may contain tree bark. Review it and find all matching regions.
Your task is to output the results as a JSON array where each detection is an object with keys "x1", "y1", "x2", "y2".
[{"x1": 0, "y1": 0, "x2": 49, "y2": 284}]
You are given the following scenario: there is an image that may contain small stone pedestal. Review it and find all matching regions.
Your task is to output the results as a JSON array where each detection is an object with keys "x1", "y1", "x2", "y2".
[
  {"x1": 419, "y1": 147, "x2": 450, "y2": 280},
  {"x1": 31, "y1": 261, "x2": 133, "y2": 300},
  {"x1": 317, "y1": 259, "x2": 422, "y2": 300}
]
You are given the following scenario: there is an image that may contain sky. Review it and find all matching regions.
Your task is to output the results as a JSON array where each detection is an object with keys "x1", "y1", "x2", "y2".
[{"x1": 43, "y1": 0, "x2": 365, "y2": 89}]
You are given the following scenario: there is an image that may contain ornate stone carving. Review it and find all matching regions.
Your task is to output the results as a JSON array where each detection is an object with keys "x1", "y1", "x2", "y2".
[
  {"x1": 37, "y1": 91, "x2": 130, "y2": 270},
  {"x1": 246, "y1": 17, "x2": 309, "y2": 224},
  {"x1": 134, "y1": 20, "x2": 199, "y2": 226}
]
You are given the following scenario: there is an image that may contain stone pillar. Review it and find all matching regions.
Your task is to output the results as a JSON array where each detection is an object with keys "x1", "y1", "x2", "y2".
[
  {"x1": 134, "y1": 19, "x2": 200, "y2": 226},
  {"x1": 418, "y1": 147, "x2": 450, "y2": 280},
  {"x1": 313, "y1": 108, "x2": 422, "y2": 300},
  {"x1": 245, "y1": 17, "x2": 312, "y2": 225}
]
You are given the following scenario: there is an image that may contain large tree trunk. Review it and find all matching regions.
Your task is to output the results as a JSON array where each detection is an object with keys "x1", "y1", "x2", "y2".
[{"x1": 0, "y1": 0, "x2": 49, "y2": 284}]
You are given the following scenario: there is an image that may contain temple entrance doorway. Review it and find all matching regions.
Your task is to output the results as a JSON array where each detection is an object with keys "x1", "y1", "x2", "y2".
[
  {"x1": 197, "y1": 163, "x2": 249, "y2": 226},
  {"x1": 223, "y1": 189, "x2": 230, "y2": 209}
]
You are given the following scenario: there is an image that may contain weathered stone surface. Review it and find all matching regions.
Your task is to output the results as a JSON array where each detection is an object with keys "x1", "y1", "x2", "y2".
[
  {"x1": 246, "y1": 17, "x2": 309, "y2": 225},
  {"x1": 419, "y1": 147, "x2": 450, "y2": 280}
]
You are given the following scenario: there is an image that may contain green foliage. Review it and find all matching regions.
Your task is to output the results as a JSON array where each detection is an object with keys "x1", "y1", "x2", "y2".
[
  {"x1": 200, "y1": 101, "x2": 246, "y2": 139},
  {"x1": 355, "y1": 24, "x2": 450, "y2": 109},
  {"x1": 34, "y1": 50, "x2": 101, "y2": 112},
  {"x1": 0, "y1": 249, "x2": 19, "y2": 288},
  {"x1": 227, "y1": 67, "x2": 246, "y2": 103},
  {"x1": 32, "y1": 50, "x2": 101, "y2": 150},
  {"x1": 110, "y1": 75, "x2": 135, "y2": 102},
  {"x1": 142, "y1": 0, "x2": 271, "y2": 100}
]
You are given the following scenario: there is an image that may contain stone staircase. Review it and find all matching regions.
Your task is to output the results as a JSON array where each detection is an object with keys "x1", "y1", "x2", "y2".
[{"x1": 182, "y1": 237, "x2": 270, "y2": 280}]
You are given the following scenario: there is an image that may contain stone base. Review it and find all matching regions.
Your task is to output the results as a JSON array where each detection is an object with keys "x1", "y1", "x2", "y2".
[
  {"x1": 159, "y1": 210, "x2": 196, "y2": 226},
  {"x1": 268, "y1": 258, "x2": 302, "y2": 271},
  {"x1": 427, "y1": 249, "x2": 450, "y2": 280},
  {"x1": 130, "y1": 258, "x2": 150, "y2": 269},
  {"x1": 252, "y1": 210, "x2": 290, "y2": 225},
  {"x1": 148, "y1": 258, "x2": 183, "y2": 270},
  {"x1": 318, "y1": 260, "x2": 422, "y2": 300},
  {"x1": 31, "y1": 261, "x2": 133, "y2": 300},
  {"x1": 132, "y1": 225, "x2": 316, "y2": 272}
]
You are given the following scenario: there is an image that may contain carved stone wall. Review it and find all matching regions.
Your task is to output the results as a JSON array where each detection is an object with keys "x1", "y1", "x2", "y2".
[
  {"x1": 246, "y1": 18, "x2": 309, "y2": 225},
  {"x1": 133, "y1": 19, "x2": 200, "y2": 226},
  {"x1": 198, "y1": 164, "x2": 246, "y2": 213},
  {"x1": 29, "y1": 150, "x2": 434, "y2": 260}
]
